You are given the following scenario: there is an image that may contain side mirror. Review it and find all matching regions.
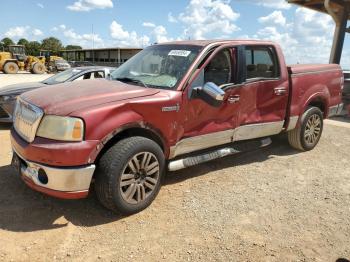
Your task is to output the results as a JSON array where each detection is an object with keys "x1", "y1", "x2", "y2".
[{"x1": 192, "y1": 82, "x2": 225, "y2": 107}]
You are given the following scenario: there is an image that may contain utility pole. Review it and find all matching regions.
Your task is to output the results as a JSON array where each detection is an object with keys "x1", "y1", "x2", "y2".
[{"x1": 92, "y1": 24, "x2": 95, "y2": 64}]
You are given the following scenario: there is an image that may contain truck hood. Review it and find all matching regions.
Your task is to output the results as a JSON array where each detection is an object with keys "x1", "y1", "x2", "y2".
[
  {"x1": 21, "y1": 79, "x2": 160, "y2": 115},
  {"x1": 0, "y1": 82, "x2": 46, "y2": 96}
]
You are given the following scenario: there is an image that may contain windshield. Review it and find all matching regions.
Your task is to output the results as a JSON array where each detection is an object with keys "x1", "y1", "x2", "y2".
[
  {"x1": 110, "y1": 44, "x2": 202, "y2": 89},
  {"x1": 9, "y1": 46, "x2": 25, "y2": 55},
  {"x1": 42, "y1": 68, "x2": 82, "y2": 84}
]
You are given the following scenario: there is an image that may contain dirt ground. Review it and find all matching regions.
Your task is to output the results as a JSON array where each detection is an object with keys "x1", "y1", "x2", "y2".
[{"x1": 0, "y1": 74, "x2": 350, "y2": 261}]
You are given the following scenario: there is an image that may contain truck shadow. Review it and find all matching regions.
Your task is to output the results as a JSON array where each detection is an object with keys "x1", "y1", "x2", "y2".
[
  {"x1": 165, "y1": 134, "x2": 299, "y2": 185},
  {"x1": 0, "y1": 135, "x2": 300, "y2": 232},
  {"x1": 0, "y1": 165, "x2": 123, "y2": 232},
  {"x1": 0, "y1": 123, "x2": 12, "y2": 130},
  {"x1": 329, "y1": 115, "x2": 350, "y2": 123}
]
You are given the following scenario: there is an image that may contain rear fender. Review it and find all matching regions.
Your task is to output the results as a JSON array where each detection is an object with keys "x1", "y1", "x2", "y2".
[
  {"x1": 303, "y1": 90, "x2": 330, "y2": 116},
  {"x1": 289, "y1": 83, "x2": 330, "y2": 129},
  {"x1": 293, "y1": 88, "x2": 329, "y2": 129}
]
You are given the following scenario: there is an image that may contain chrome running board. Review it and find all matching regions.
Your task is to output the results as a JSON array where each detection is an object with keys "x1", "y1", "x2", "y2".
[{"x1": 168, "y1": 137, "x2": 272, "y2": 171}]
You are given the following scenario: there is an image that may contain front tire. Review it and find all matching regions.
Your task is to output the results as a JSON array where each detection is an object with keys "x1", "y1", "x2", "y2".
[
  {"x1": 287, "y1": 107, "x2": 323, "y2": 151},
  {"x1": 32, "y1": 62, "x2": 46, "y2": 74},
  {"x1": 3, "y1": 62, "x2": 19, "y2": 74},
  {"x1": 94, "y1": 137, "x2": 165, "y2": 214}
]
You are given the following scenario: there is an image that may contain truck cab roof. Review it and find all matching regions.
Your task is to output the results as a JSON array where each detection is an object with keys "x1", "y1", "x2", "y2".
[{"x1": 157, "y1": 39, "x2": 276, "y2": 47}]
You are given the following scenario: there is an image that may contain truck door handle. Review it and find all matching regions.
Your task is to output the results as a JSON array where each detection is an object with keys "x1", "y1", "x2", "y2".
[
  {"x1": 227, "y1": 95, "x2": 240, "y2": 103},
  {"x1": 274, "y1": 87, "x2": 287, "y2": 96}
]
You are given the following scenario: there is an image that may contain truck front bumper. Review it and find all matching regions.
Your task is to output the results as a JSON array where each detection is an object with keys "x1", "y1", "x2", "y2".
[{"x1": 13, "y1": 150, "x2": 95, "y2": 199}]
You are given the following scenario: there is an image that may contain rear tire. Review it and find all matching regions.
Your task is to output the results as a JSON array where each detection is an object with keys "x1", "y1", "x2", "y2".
[
  {"x1": 94, "y1": 137, "x2": 165, "y2": 214},
  {"x1": 3, "y1": 62, "x2": 19, "y2": 74},
  {"x1": 32, "y1": 62, "x2": 46, "y2": 74},
  {"x1": 287, "y1": 107, "x2": 323, "y2": 151}
]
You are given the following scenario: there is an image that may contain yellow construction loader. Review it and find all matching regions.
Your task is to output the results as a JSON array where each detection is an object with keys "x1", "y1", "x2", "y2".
[
  {"x1": 39, "y1": 50, "x2": 70, "y2": 72},
  {"x1": 0, "y1": 45, "x2": 46, "y2": 74}
]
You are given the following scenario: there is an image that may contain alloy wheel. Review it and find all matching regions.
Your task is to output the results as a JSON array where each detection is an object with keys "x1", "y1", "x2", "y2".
[
  {"x1": 304, "y1": 114, "x2": 321, "y2": 145},
  {"x1": 120, "y1": 152, "x2": 160, "y2": 204}
]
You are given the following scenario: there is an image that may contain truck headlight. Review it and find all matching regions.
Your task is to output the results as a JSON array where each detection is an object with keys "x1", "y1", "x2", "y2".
[{"x1": 37, "y1": 115, "x2": 84, "y2": 141}]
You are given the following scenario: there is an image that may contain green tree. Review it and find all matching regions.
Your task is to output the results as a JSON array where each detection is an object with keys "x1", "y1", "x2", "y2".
[
  {"x1": 0, "y1": 37, "x2": 14, "y2": 51},
  {"x1": 41, "y1": 37, "x2": 63, "y2": 55},
  {"x1": 65, "y1": 45, "x2": 82, "y2": 50},
  {"x1": 26, "y1": 41, "x2": 41, "y2": 56},
  {"x1": 17, "y1": 38, "x2": 29, "y2": 46}
]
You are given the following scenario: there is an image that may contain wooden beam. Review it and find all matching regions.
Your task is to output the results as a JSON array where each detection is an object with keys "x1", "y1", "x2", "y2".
[{"x1": 289, "y1": 0, "x2": 350, "y2": 19}]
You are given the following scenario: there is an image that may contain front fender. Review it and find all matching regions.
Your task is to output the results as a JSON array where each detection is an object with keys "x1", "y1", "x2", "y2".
[{"x1": 79, "y1": 106, "x2": 168, "y2": 163}]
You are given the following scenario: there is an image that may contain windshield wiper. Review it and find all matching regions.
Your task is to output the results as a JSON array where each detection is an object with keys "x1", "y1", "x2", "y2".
[{"x1": 116, "y1": 77, "x2": 148, "y2": 88}]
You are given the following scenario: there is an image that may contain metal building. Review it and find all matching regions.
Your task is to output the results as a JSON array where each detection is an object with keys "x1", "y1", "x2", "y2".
[
  {"x1": 60, "y1": 47, "x2": 142, "y2": 67},
  {"x1": 288, "y1": 0, "x2": 349, "y2": 64}
]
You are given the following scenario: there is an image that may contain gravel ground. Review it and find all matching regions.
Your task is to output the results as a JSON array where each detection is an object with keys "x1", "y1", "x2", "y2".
[
  {"x1": 0, "y1": 74, "x2": 349, "y2": 261},
  {"x1": 0, "y1": 72, "x2": 53, "y2": 87}
]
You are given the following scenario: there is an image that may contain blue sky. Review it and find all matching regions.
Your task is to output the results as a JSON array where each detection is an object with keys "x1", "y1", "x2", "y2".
[{"x1": 1, "y1": 0, "x2": 349, "y2": 67}]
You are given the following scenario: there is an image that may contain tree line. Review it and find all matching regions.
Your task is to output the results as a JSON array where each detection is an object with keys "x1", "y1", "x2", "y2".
[{"x1": 0, "y1": 37, "x2": 82, "y2": 56}]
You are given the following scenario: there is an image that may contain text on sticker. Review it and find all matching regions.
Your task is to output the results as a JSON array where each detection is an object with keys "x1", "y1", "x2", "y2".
[{"x1": 168, "y1": 50, "x2": 191, "y2": 57}]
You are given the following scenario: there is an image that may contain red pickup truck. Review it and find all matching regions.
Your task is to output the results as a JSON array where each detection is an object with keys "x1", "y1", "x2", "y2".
[{"x1": 11, "y1": 40, "x2": 343, "y2": 214}]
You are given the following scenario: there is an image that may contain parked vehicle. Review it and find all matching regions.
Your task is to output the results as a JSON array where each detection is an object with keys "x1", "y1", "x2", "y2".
[
  {"x1": 0, "y1": 66, "x2": 115, "y2": 122},
  {"x1": 51, "y1": 59, "x2": 71, "y2": 72},
  {"x1": 38, "y1": 50, "x2": 70, "y2": 72},
  {"x1": 68, "y1": 61, "x2": 95, "y2": 67},
  {"x1": 10, "y1": 40, "x2": 343, "y2": 214},
  {"x1": 0, "y1": 45, "x2": 46, "y2": 74},
  {"x1": 342, "y1": 70, "x2": 350, "y2": 114}
]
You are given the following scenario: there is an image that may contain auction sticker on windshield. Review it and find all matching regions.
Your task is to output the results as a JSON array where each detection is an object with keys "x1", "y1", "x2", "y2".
[{"x1": 168, "y1": 50, "x2": 191, "y2": 57}]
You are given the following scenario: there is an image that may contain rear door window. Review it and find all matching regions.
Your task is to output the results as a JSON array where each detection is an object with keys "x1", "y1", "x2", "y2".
[
  {"x1": 74, "y1": 72, "x2": 92, "y2": 81},
  {"x1": 245, "y1": 46, "x2": 279, "y2": 80},
  {"x1": 91, "y1": 71, "x2": 105, "y2": 79}
]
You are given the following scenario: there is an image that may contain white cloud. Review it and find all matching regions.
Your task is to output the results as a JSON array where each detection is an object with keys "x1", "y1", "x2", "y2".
[
  {"x1": 36, "y1": 3, "x2": 44, "y2": 8},
  {"x1": 293, "y1": 7, "x2": 333, "y2": 43},
  {"x1": 63, "y1": 28, "x2": 104, "y2": 47},
  {"x1": 51, "y1": 24, "x2": 66, "y2": 32},
  {"x1": 243, "y1": 0, "x2": 291, "y2": 9},
  {"x1": 67, "y1": 0, "x2": 113, "y2": 12},
  {"x1": 258, "y1": 11, "x2": 286, "y2": 26},
  {"x1": 110, "y1": 21, "x2": 150, "y2": 47},
  {"x1": 4, "y1": 26, "x2": 30, "y2": 38},
  {"x1": 168, "y1": 12, "x2": 177, "y2": 23},
  {"x1": 152, "y1": 25, "x2": 172, "y2": 43},
  {"x1": 253, "y1": 7, "x2": 336, "y2": 66},
  {"x1": 32, "y1": 28, "x2": 43, "y2": 36},
  {"x1": 59, "y1": 24, "x2": 66, "y2": 30},
  {"x1": 3, "y1": 26, "x2": 44, "y2": 40},
  {"x1": 177, "y1": 0, "x2": 240, "y2": 39},
  {"x1": 142, "y1": 22, "x2": 156, "y2": 28}
]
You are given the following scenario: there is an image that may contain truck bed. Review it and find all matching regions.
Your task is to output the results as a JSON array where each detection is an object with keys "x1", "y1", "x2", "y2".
[
  {"x1": 287, "y1": 64, "x2": 340, "y2": 75},
  {"x1": 287, "y1": 63, "x2": 343, "y2": 118}
]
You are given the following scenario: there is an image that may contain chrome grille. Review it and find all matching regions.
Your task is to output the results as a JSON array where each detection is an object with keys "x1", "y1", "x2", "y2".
[{"x1": 14, "y1": 98, "x2": 44, "y2": 143}]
